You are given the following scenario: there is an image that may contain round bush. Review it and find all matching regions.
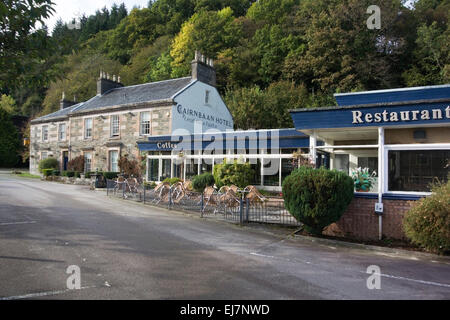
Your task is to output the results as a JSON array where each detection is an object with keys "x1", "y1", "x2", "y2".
[
  {"x1": 403, "y1": 182, "x2": 450, "y2": 254},
  {"x1": 213, "y1": 160, "x2": 255, "y2": 188},
  {"x1": 192, "y1": 173, "x2": 215, "y2": 192},
  {"x1": 282, "y1": 167, "x2": 354, "y2": 235},
  {"x1": 38, "y1": 157, "x2": 58, "y2": 173},
  {"x1": 103, "y1": 172, "x2": 118, "y2": 180}
]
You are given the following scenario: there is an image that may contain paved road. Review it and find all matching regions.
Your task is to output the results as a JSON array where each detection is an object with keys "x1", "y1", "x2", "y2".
[{"x1": 0, "y1": 173, "x2": 449, "y2": 300}]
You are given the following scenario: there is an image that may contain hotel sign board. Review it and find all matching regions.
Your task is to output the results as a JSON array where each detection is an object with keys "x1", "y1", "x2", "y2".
[{"x1": 290, "y1": 102, "x2": 450, "y2": 130}]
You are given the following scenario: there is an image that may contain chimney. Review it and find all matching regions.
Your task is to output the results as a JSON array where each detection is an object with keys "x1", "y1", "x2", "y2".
[
  {"x1": 97, "y1": 70, "x2": 124, "y2": 95},
  {"x1": 191, "y1": 50, "x2": 216, "y2": 87},
  {"x1": 60, "y1": 91, "x2": 76, "y2": 110}
]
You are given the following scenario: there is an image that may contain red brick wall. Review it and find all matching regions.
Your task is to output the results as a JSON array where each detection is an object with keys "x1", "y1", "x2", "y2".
[{"x1": 323, "y1": 198, "x2": 417, "y2": 240}]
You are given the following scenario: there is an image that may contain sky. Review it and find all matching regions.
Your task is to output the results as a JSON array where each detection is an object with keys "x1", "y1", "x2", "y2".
[{"x1": 44, "y1": 0, "x2": 150, "y2": 31}]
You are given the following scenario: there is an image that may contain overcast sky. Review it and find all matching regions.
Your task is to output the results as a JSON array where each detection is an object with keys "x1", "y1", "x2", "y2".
[{"x1": 44, "y1": 0, "x2": 149, "y2": 31}]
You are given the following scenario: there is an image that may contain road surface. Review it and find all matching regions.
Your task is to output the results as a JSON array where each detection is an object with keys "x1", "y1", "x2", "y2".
[{"x1": 0, "y1": 173, "x2": 449, "y2": 299}]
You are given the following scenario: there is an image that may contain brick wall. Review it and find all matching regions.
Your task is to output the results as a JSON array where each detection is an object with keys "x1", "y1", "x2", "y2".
[{"x1": 323, "y1": 197, "x2": 417, "y2": 240}]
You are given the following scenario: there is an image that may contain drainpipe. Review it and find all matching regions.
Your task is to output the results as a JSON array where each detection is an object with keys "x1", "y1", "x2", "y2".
[{"x1": 377, "y1": 127, "x2": 384, "y2": 240}]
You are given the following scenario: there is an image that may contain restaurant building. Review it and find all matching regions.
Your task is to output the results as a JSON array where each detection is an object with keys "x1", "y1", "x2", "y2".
[{"x1": 290, "y1": 84, "x2": 449, "y2": 240}]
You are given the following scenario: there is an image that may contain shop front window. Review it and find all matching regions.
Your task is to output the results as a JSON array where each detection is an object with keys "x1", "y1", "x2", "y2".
[
  {"x1": 185, "y1": 159, "x2": 198, "y2": 179},
  {"x1": 263, "y1": 158, "x2": 279, "y2": 186},
  {"x1": 148, "y1": 159, "x2": 159, "y2": 181},
  {"x1": 388, "y1": 150, "x2": 449, "y2": 192},
  {"x1": 161, "y1": 159, "x2": 171, "y2": 180}
]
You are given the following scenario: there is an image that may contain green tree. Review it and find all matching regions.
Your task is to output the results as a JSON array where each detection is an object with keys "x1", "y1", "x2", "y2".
[
  {"x1": 0, "y1": 94, "x2": 18, "y2": 114},
  {"x1": 170, "y1": 7, "x2": 242, "y2": 77},
  {"x1": 0, "y1": 0, "x2": 56, "y2": 90},
  {"x1": 0, "y1": 109, "x2": 21, "y2": 167},
  {"x1": 224, "y1": 80, "x2": 309, "y2": 130}
]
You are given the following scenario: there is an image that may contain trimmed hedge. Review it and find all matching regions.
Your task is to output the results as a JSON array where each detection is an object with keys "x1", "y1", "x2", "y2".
[
  {"x1": 42, "y1": 168, "x2": 54, "y2": 177},
  {"x1": 162, "y1": 177, "x2": 182, "y2": 185},
  {"x1": 38, "y1": 157, "x2": 58, "y2": 173},
  {"x1": 103, "y1": 172, "x2": 118, "y2": 180},
  {"x1": 403, "y1": 181, "x2": 450, "y2": 254},
  {"x1": 282, "y1": 167, "x2": 354, "y2": 235},
  {"x1": 192, "y1": 172, "x2": 215, "y2": 192}
]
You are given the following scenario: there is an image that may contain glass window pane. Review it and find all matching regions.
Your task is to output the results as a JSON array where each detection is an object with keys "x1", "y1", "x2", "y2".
[
  {"x1": 263, "y1": 158, "x2": 280, "y2": 186},
  {"x1": 281, "y1": 158, "x2": 296, "y2": 184},
  {"x1": 388, "y1": 150, "x2": 449, "y2": 192},
  {"x1": 109, "y1": 151, "x2": 118, "y2": 172},
  {"x1": 161, "y1": 159, "x2": 171, "y2": 180},
  {"x1": 185, "y1": 159, "x2": 199, "y2": 180},
  {"x1": 148, "y1": 159, "x2": 159, "y2": 181}
]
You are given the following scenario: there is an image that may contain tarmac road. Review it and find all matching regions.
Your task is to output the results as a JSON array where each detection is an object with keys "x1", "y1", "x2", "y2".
[{"x1": 0, "y1": 173, "x2": 449, "y2": 300}]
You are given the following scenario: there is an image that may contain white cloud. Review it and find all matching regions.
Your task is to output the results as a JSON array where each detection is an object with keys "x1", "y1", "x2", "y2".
[{"x1": 45, "y1": 0, "x2": 149, "y2": 31}]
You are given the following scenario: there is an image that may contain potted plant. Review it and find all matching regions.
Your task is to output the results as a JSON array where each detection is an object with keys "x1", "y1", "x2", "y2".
[{"x1": 351, "y1": 167, "x2": 377, "y2": 192}]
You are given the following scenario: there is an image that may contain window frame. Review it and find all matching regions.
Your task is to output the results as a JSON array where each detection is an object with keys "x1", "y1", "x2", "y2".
[
  {"x1": 140, "y1": 111, "x2": 151, "y2": 136},
  {"x1": 58, "y1": 123, "x2": 66, "y2": 141},
  {"x1": 110, "y1": 114, "x2": 120, "y2": 137},
  {"x1": 84, "y1": 118, "x2": 93, "y2": 139},
  {"x1": 383, "y1": 143, "x2": 450, "y2": 196},
  {"x1": 42, "y1": 125, "x2": 48, "y2": 142},
  {"x1": 108, "y1": 149, "x2": 119, "y2": 172}
]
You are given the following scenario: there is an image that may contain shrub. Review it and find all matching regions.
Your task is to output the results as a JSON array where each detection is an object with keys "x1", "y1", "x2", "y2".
[
  {"x1": 162, "y1": 177, "x2": 182, "y2": 185},
  {"x1": 282, "y1": 167, "x2": 354, "y2": 235},
  {"x1": 118, "y1": 154, "x2": 143, "y2": 177},
  {"x1": 403, "y1": 181, "x2": 450, "y2": 254},
  {"x1": 42, "y1": 168, "x2": 54, "y2": 177},
  {"x1": 67, "y1": 155, "x2": 84, "y2": 172},
  {"x1": 144, "y1": 181, "x2": 157, "y2": 189},
  {"x1": 103, "y1": 172, "x2": 118, "y2": 180},
  {"x1": 213, "y1": 160, "x2": 255, "y2": 188},
  {"x1": 63, "y1": 171, "x2": 75, "y2": 177},
  {"x1": 74, "y1": 171, "x2": 81, "y2": 178},
  {"x1": 52, "y1": 170, "x2": 60, "y2": 176},
  {"x1": 38, "y1": 157, "x2": 58, "y2": 173},
  {"x1": 192, "y1": 173, "x2": 215, "y2": 192}
]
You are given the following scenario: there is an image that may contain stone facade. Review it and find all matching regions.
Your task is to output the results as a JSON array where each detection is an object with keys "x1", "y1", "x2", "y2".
[
  {"x1": 30, "y1": 104, "x2": 172, "y2": 174},
  {"x1": 30, "y1": 52, "x2": 232, "y2": 175}
]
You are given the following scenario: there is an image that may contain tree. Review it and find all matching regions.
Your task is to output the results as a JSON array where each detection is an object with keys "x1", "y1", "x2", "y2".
[
  {"x1": 0, "y1": 94, "x2": 18, "y2": 114},
  {"x1": 224, "y1": 80, "x2": 309, "y2": 130},
  {"x1": 0, "y1": 0, "x2": 56, "y2": 90},
  {"x1": 170, "y1": 7, "x2": 242, "y2": 77},
  {"x1": 0, "y1": 109, "x2": 21, "y2": 167}
]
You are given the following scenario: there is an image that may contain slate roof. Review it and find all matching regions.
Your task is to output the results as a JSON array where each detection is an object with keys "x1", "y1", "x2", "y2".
[{"x1": 32, "y1": 77, "x2": 193, "y2": 123}]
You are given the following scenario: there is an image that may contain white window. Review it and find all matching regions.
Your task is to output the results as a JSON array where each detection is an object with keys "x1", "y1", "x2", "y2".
[
  {"x1": 58, "y1": 123, "x2": 66, "y2": 141},
  {"x1": 41, "y1": 152, "x2": 48, "y2": 160},
  {"x1": 111, "y1": 115, "x2": 120, "y2": 137},
  {"x1": 84, "y1": 152, "x2": 92, "y2": 172},
  {"x1": 109, "y1": 150, "x2": 119, "y2": 172},
  {"x1": 42, "y1": 125, "x2": 48, "y2": 142},
  {"x1": 140, "y1": 112, "x2": 151, "y2": 135},
  {"x1": 84, "y1": 118, "x2": 93, "y2": 139}
]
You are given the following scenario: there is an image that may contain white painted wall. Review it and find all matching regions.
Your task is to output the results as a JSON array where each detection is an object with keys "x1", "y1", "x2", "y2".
[{"x1": 172, "y1": 81, "x2": 234, "y2": 134}]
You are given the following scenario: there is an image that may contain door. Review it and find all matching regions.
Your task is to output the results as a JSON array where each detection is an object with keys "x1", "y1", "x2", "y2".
[{"x1": 63, "y1": 151, "x2": 69, "y2": 171}]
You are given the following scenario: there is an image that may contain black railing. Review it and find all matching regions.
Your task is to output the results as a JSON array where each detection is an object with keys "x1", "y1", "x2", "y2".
[{"x1": 106, "y1": 180, "x2": 300, "y2": 227}]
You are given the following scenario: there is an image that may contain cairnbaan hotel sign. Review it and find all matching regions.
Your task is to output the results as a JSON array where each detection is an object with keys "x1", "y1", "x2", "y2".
[{"x1": 290, "y1": 102, "x2": 450, "y2": 129}]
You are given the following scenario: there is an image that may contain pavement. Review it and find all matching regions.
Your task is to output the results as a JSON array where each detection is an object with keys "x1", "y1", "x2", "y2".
[{"x1": 0, "y1": 172, "x2": 449, "y2": 300}]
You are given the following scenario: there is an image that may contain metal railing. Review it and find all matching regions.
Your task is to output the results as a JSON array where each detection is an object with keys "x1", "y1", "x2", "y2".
[{"x1": 106, "y1": 179, "x2": 300, "y2": 227}]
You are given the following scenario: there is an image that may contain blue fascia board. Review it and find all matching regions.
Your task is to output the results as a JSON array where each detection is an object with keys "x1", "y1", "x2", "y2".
[
  {"x1": 335, "y1": 85, "x2": 450, "y2": 106},
  {"x1": 290, "y1": 101, "x2": 450, "y2": 130}
]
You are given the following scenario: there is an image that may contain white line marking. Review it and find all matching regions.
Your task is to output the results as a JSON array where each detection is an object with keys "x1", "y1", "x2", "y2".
[
  {"x1": 377, "y1": 273, "x2": 450, "y2": 289},
  {"x1": 251, "y1": 251, "x2": 450, "y2": 289},
  {"x1": 0, "y1": 286, "x2": 96, "y2": 300},
  {"x1": 0, "y1": 221, "x2": 37, "y2": 226}
]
